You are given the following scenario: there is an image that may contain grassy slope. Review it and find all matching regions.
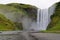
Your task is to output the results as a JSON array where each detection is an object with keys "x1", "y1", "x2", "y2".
[
  {"x1": 46, "y1": 2, "x2": 60, "y2": 32},
  {"x1": 0, "y1": 14, "x2": 18, "y2": 31}
]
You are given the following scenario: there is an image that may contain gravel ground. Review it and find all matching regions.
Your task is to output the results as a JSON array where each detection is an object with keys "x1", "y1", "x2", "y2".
[
  {"x1": 0, "y1": 31, "x2": 60, "y2": 40},
  {"x1": 31, "y1": 33, "x2": 60, "y2": 40}
]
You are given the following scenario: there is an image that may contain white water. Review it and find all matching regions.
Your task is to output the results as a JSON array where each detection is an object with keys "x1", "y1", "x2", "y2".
[{"x1": 37, "y1": 9, "x2": 49, "y2": 30}]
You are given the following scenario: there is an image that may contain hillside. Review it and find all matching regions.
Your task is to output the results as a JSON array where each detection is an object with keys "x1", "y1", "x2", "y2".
[
  {"x1": 47, "y1": 2, "x2": 60, "y2": 32},
  {"x1": 0, "y1": 3, "x2": 37, "y2": 31}
]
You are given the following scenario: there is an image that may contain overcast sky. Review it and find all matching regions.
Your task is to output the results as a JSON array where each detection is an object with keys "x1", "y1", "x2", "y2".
[{"x1": 0, "y1": 0, "x2": 60, "y2": 9}]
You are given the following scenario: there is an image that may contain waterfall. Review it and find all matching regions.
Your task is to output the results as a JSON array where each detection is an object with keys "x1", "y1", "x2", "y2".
[
  {"x1": 37, "y1": 9, "x2": 49, "y2": 30},
  {"x1": 37, "y1": 4, "x2": 56, "y2": 31}
]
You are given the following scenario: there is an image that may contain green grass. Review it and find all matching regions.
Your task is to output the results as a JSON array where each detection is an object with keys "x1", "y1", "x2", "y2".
[
  {"x1": 0, "y1": 14, "x2": 18, "y2": 31},
  {"x1": 7, "y1": 3, "x2": 37, "y2": 8}
]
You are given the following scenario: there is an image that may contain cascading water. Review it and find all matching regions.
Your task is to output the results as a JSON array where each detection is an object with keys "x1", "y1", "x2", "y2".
[{"x1": 37, "y1": 9, "x2": 49, "y2": 30}]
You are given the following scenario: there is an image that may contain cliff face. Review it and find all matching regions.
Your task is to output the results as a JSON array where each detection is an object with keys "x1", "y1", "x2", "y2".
[{"x1": 0, "y1": 3, "x2": 37, "y2": 31}]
